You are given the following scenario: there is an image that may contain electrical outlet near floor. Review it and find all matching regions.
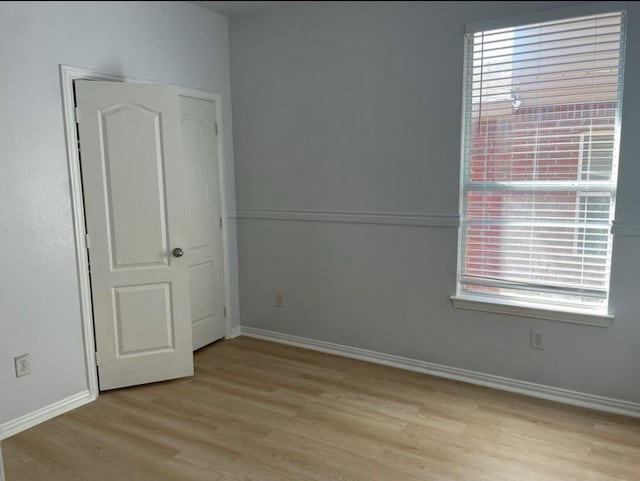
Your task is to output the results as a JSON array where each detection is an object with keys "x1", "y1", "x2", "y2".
[
  {"x1": 530, "y1": 330, "x2": 544, "y2": 350},
  {"x1": 14, "y1": 353, "x2": 31, "y2": 377},
  {"x1": 275, "y1": 292, "x2": 284, "y2": 308}
]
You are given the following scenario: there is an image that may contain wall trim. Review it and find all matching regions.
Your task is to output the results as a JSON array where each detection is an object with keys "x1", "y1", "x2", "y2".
[
  {"x1": 226, "y1": 326, "x2": 242, "y2": 339},
  {"x1": 236, "y1": 208, "x2": 460, "y2": 228},
  {"x1": 60, "y1": 65, "x2": 102, "y2": 400},
  {"x1": 612, "y1": 221, "x2": 640, "y2": 237},
  {"x1": 0, "y1": 390, "x2": 94, "y2": 441},
  {"x1": 241, "y1": 326, "x2": 640, "y2": 418}
]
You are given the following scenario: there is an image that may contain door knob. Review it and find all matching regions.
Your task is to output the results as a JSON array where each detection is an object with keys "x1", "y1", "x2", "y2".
[{"x1": 172, "y1": 247, "x2": 184, "y2": 258}]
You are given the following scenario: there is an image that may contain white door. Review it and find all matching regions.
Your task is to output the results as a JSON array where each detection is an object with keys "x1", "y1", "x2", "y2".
[
  {"x1": 76, "y1": 80, "x2": 193, "y2": 391},
  {"x1": 180, "y1": 96, "x2": 227, "y2": 350}
]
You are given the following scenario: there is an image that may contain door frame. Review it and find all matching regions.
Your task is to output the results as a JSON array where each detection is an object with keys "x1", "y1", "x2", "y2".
[{"x1": 60, "y1": 65, "x2": 236, "y2": 399}]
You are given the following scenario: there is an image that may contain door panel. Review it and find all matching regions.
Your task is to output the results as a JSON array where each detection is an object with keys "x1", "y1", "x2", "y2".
[
  {"x1": 76, "y1": 80, "x2": 193, "y2": 391},
  {"x1": 189, "y1": 262, "x2": 215, "y2": 324},
  {"x1": 183, "y1": 118, "x2": 212, "y2": 250},
  {"x1": 180, "y1": 96, "x2": 226, "y2": 350},
  {"x1": 101, "y1": 105, "x2": 169, "y2": 269},
  {"x1": 113, "y1": 283, "x2": 174, "y2": 355}
]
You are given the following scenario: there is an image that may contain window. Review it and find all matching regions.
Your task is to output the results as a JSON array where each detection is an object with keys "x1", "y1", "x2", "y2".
[{"x1": 456, "y1": 11, "x2": 626, "y2": 316}]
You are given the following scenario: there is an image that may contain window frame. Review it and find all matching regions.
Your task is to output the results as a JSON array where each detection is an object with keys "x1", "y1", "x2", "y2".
[
  {"x1": 575, "y1": 131, "x2": 616, "y2": 269},
  {"x1": 452, "y1": 8, "x2": 625, "y2": 327}
]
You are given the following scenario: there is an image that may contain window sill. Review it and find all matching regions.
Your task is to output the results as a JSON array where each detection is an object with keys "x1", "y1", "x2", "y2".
[{"x1": 450, "y1": 295, "x2": 614, "y2": 327}]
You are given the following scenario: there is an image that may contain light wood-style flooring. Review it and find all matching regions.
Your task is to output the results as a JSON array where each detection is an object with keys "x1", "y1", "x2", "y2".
[{"x1": 4, "y1": 337, "x2": 640, "y2": 480}]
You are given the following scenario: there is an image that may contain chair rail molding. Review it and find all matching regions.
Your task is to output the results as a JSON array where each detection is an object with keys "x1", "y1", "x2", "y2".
[
  {"x1": 612, "y1": 221, "x2": 640, "y2": 237},
  {"x1": 235, "y1": 208, "x2": 460, "y2": 228}
]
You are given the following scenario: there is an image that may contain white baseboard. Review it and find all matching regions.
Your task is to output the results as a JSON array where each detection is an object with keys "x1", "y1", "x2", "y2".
[
  {"x1": 0, "y1": 390, "x2": 94, "y2": 441},
  {"x1": 241, "y1": 326, "x2": 640, "y2": 418},
  {"x1": 226, "y1": 326, "x2": 242, "y2": 339}
]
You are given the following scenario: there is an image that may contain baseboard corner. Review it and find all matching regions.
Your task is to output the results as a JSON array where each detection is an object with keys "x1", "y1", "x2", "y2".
[
  {"x1": 0, "y1": 390, "x2": 94, "y2": 441},
  {"x1": 226, "y1": 326, "x2": 242, "y2": 339}
]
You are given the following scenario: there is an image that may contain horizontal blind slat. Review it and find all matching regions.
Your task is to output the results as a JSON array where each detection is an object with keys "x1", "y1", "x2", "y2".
[
  {"x1": 460, "y1": 275, "x2": 608, "y2": 298},
  {"x1": 477, "y1": 36, "x2": 621, "y2": 60},
  {"x1": 477, "y1": 12, "x2": 623, "y2": 38},
  {"x1": 466, "y1": 49, "x2": 622, "y2": 73},
  {"x1": 478, "y1": 21, "x2": 622, "y2": 46},
  {"x1": 471, "y1": 73, "x2": 619, "y2": 91}
]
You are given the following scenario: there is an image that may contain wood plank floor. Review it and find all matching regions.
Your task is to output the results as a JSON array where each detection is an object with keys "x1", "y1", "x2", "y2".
[{"x1": 4, "y1": 336, "x2": 640, "y2": 480}]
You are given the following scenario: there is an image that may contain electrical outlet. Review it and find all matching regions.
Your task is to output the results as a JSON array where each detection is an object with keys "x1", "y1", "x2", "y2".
[
  {"x1": 14, "y1": 353, "x2": 31, "y2": 377},
  {"x1": 275, "y1": 292, "x2": 284, "y2": 308},
  {"x1": 530, "y1": 330, "x2": 544, "y2": 350}
]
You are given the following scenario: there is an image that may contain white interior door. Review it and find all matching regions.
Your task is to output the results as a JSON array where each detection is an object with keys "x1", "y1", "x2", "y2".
[
  {"x1": 180, "y1": 96, "x2": 227, "y2": 350},
  {"x1": 75, "y1": 80, "x2": 193, "y2": 391}
]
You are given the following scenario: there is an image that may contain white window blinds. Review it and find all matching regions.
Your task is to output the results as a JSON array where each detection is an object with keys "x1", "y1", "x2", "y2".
[{"x1": 458, "y1": 11, "x2": 626, "y2": 310}]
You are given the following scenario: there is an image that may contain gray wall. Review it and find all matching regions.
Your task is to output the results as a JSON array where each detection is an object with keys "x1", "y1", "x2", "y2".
[
  {"x1": 230, "y1": 1, "x2": 640, "y2": 403},
  {"x1": 0, "y1": 1, "x2": 238, "y2": 425}
]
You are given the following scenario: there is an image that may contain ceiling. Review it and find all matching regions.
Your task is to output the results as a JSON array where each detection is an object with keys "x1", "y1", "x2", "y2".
[{"x1": 192, "y1": 1, "x2": 294, "y2": 16}]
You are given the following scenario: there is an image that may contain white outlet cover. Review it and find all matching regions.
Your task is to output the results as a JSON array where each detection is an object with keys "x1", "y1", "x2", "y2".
[
  {"x1": 14, "y1": 353, "x2": 31, "y2": 377},
  {"x1": 530, "y1": 330, "x2": 544, "y2": 350}
]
